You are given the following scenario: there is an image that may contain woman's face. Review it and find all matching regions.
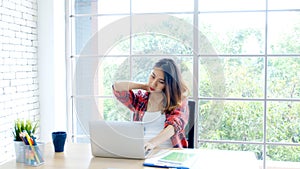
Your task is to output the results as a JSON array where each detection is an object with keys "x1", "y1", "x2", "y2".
[{"x1": 148, "y1": 68, "x2": 165, "y2": 92}]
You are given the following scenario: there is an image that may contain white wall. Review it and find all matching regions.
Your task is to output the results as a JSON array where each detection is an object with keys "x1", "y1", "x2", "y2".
[
  {"x1": 37, "y1": 0, "x2": 67, "y2": 143},
  {"x1": 0, "y1": 0, "x2": 66, "y2": 164},
  {"x1": 0, "y1": 0, "x2": 40, "y2": 164}
]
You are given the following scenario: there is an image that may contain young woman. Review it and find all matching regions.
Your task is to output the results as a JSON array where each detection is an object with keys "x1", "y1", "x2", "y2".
[{"x1": 112, "y1": 58, "x2": 189, "y2": 152}]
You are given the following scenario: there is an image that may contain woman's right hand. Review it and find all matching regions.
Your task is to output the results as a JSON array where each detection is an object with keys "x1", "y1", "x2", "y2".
[{"x1": 142, "y1": 83, "x2": 150, "y2": 91}]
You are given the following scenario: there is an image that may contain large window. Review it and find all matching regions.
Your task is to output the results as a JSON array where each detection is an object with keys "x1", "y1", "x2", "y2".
[{"x1": 67, "y1": 0, "x2": 300, "y2": 168}]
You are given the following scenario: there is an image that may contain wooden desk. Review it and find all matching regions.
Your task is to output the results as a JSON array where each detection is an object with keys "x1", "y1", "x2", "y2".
[{"x1": 1, "y1": 143, "x2": 259, "y2": 169}]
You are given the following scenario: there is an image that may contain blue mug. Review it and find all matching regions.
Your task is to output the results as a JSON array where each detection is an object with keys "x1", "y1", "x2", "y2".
[{"x1": 52, "y1": 131, "x2": 67, "y2": 152}]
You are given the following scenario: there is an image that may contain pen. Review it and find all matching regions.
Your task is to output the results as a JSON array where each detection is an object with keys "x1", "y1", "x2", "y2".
[
  {"x1": 19, "y1": 132, "x2": 29, "y2": 145},
  {"x1": 32, "y1": 136, "x2": 45, "y2": 162},
  {"x1": 24, "y1": 131, "x2": 41, "y2": 164},
  {"x1": 143, "y1": 162, "x2": 189, "y2": 169}
]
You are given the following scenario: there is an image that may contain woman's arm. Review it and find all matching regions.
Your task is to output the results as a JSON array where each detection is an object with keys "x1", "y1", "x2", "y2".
[
  {"x1": 144, "y1": 125, "x2": 175, "y2": 151},
  {"x1": 113, "y1": 81, "x2": 148, "y2": 91},
  {"x1": 145, "y1": 100, "x2": 189, "y2": 151}
]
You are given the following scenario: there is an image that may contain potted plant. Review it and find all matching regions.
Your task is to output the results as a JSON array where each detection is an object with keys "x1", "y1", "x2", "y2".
[{"x1": 12, "y1": 119, "x2": 38, "y2": 163}]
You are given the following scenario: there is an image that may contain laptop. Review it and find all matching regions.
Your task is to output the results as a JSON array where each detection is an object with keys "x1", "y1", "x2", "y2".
[{"x1": 89, "y1": 120, "x2": 153, "y2": 159}]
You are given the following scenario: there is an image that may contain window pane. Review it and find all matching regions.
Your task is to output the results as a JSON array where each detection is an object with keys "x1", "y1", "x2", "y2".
[
  {"x1": 132, "y1": 33, "x2": 193, "y2": 55},
  {"x1": 199, "y1": 100, "x2": 263, "y2": 142},
  {"x1": 73, "y1": 97, "x2": 131, "y2": 137},
  {"x1": 103, "y1": 98, "x2": 132, "y2": 121},
  {"x1": 74, "y1": 56, "x2": 129, "y2": 96},
  {"x1": 199, "y1": 56, "x2": 226, "y2": 97},
  {"x1": 131, "y1": 14, "x2": 193, "y2": 55},
  {"x1": 199, "y1": 57, "x2": 265, "y2": 98},
  {"x1": 73, "y1": 97, "x2": 103, "y2": 136},
  {"x1": 73, "y1": 15, "x2": 130, "y2": 56},
  {"x1": 268, "y1": 12, "x2": 300, "y2": 54},
  {"x1": 268, "y1": 0, "x2": 300, "y2": 10},
  {"x1": 199, "y1": 12, "x2": 265, "y2": 55},
  {"x1": 74, "y1": 57, "x2": 99, "y2": 95},
  {"x1": 267, "y1": 101, "x2": 300, "y2": 144},
  {"x1": 74, "y1": 0, "x2": 130, "y2": 14},
  {"x1": 267, "y1": 57, "x2": 300, "y2": 98},
  {"x1": 267, "y1": 145, "x2": 300, "y2": 162},
  {"x1": 132, "y1": 0, "x2": 194, "y2": 13},
  {"x1": 199, "y1": 0, "x2": 265, "y2": 11},
  {"x1": 74, "y1": 0, "x2": 96, "y2": 14}
]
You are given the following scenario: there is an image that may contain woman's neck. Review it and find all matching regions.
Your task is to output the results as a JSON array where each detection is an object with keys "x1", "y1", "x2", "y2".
[{"x1": 147, "y1": 92, "x2": 165, "y2": 112}]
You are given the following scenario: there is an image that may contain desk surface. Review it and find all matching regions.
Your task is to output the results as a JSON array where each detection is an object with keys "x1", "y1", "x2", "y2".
[{"x1": 1, "y1": 143, "x2": 260, "y2": 169}]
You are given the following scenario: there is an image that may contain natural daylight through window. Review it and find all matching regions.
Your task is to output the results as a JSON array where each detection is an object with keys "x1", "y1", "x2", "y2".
[{"x1": 66, "y1": 1, "x2": 300, "y2": 169}]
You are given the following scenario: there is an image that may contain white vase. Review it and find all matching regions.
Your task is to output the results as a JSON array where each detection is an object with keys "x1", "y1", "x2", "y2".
[{"x1": 14, "y1": 141, "x2": 25, "y2": 163}]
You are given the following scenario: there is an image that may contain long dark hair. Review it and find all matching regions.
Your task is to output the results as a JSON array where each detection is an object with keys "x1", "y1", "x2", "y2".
[{"x1": 154, "y1": 58, "x2": 188, "y2": 112}]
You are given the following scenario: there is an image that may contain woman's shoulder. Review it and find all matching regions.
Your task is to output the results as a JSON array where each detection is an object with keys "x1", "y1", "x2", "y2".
[
  {"x1": 166, "y1": 98, "x2": 188, "y2": 113},
  {"x1": 180, "y1": 96, "x2": 189, "y2": 104}
]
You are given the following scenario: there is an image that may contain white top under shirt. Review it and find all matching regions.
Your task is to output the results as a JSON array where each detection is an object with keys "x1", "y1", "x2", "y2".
[{"x1": 142, "y1": 111, "x2": 173, "y2": 149}]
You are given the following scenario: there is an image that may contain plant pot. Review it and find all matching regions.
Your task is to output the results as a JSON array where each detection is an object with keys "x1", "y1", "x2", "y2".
[{"x1": 14, "y1": 141, "x2": 25, "y2": 163}]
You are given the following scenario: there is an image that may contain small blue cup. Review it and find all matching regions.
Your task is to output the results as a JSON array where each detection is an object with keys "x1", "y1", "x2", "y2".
[{"x1": 52, "y1": 131, "x2": 67, "y2": 152}]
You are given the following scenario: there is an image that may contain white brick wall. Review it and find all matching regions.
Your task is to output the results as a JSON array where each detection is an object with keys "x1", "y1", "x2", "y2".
[{"x1": 0, "y1": 0, "x2": 39, "y2": 164}]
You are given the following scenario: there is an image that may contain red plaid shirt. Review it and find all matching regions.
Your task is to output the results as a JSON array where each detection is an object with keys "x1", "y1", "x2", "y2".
[{"x1": 112, "y1": 85, "x2": 189, "y2": 148}]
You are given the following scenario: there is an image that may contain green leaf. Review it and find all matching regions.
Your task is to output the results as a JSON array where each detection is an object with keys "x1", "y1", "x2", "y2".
[{"x1": 12, "y1": 118, "x2": 38, "y2": 141}]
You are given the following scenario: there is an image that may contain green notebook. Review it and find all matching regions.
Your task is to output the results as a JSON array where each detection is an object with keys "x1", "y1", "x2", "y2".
[
  {"x1": 160, "y1": 151, "x2": 196, "y2": 163},
  {"x1": 143, "y1": 149, "x2": 198, "y2": 169}
]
